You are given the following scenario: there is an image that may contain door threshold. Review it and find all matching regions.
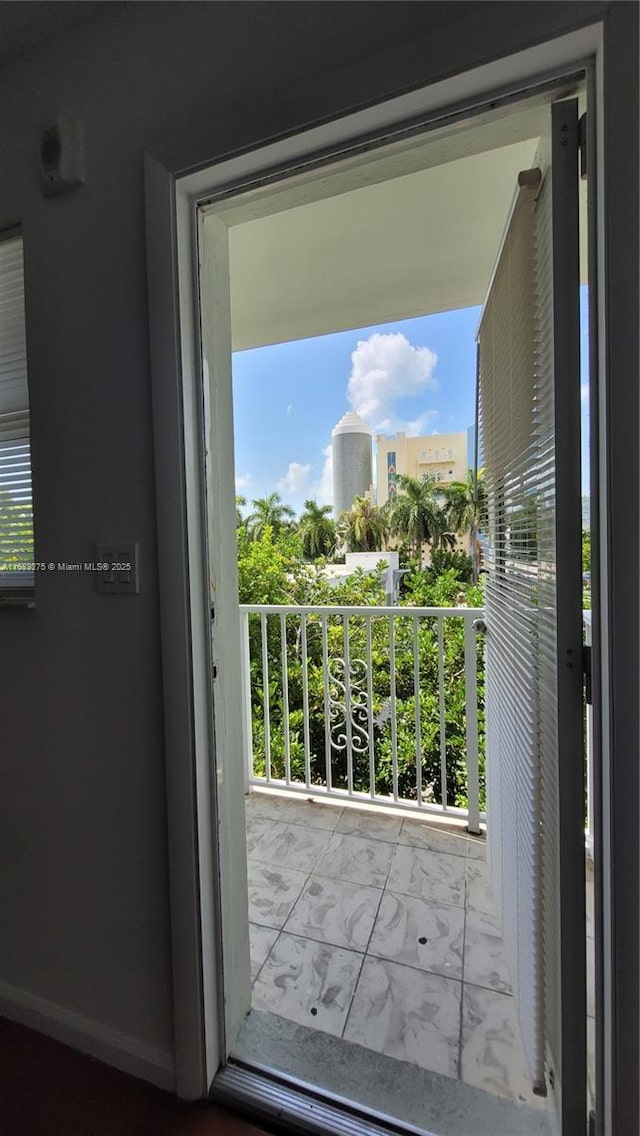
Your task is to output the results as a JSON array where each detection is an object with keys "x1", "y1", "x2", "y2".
[
  {"x1": 226, "y1": 1008, "x2": 549, "y2": 1136},
  {"x1": 210, "y1": 1059, "x2": 431, "y2": 1136}
]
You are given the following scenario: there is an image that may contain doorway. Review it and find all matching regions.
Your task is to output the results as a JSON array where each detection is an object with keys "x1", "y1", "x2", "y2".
[
  {"x1": 194, "y1": 78, "x2": 591, "y2": 1136},
  {"x1": 144, "y1": 21, "x2": 618, "y2": 1135}
]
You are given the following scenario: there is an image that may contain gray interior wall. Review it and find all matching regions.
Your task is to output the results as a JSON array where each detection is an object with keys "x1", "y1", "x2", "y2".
[{"x1": 0, "y1": 0, "x2": 634, "y2": 1086}]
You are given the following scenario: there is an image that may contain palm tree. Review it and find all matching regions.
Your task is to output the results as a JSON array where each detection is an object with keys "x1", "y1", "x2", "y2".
[
  {"x1": 246, "y1": 492, "x2": 295, "y2": 540},
  {"x1": 299, "y1": 500, "x2": 336, "y2": 560},
  {"x1": 339, "y1": 496, "x2": 387, "y2": 553},
  {"x1": 235, "y1": 494, "x2": 247, "y2": 527},
  {"x1": 442, "y1": 469, "x2": 487, "y2": 582},
  {"x1": 386, "y1": 473, "x2": 450, "y2": 562}
]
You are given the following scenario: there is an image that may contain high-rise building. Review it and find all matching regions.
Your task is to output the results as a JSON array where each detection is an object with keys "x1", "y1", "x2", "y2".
[
  {"x1": 376, "y1": 429, "x2": 469, "y2": 506},
  {"x1": 331, "y1": 411, "x2": 373, "y2": 518}
]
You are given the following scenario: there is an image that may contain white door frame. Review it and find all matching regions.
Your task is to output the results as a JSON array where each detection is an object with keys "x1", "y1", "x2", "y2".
[{"x1": 145, "y1": 19, "x2": 630, "y2": 1130}]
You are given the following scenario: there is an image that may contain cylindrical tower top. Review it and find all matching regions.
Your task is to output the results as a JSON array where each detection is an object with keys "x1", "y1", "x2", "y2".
[{"x1": 331, "y1": 411, "x2": 372, "y2": 438}]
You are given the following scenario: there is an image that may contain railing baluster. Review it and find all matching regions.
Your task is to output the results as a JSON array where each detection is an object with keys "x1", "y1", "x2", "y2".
[
  {"x1": 280, "y1": 612, "x2": 291, "y2": 785},
  {"x1": 438, "y1": 616, "x2": 447, "y2": 808},
  {"x1": 261, "y1": 613, "x2": 271, "y2": 782},
  {"x1": 390, "y1": 614, "x2": 398, "y2": 802},
  {"x1": 239, "y1": 609, "x2": 254, "y2": 792},
  {"x1": 366, "y1": 614, "x2": 375, "y2": 798},
  {"x1": 343, "y1": 614, "x2": 353, "y2": 795},
  {"x1": 321, "y1": 613, "x2": 332, "y2": 793},
  {"x1": 301, "y1": 613, "x2": 311, "y2": 790},
  {"x1": 464, "y1": 614, "x2": 481, "y2": 835},
  {"x1": 413, "y1": 614, "x2": 422, "y2": 807}
]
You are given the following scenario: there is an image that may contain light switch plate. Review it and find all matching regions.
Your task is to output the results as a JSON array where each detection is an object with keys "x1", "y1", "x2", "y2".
[{"x1": 96, "y1": 543, "x2": 139, "y2": 594}]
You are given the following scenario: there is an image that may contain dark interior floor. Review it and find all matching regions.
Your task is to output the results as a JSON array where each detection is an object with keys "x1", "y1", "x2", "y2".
[{"x1": 0, "y1": 1018, "x2": 268, "y2": 1136}]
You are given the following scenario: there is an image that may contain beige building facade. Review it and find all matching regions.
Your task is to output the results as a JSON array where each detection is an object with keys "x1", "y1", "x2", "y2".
[{"x1": 376, "y1": 430, "x2": 469, "y2": 506}]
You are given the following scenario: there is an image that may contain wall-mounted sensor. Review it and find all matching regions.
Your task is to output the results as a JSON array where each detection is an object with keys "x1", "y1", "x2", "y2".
[{"x1": 40, "y1": 117, "x2": 84, "y2": 197}]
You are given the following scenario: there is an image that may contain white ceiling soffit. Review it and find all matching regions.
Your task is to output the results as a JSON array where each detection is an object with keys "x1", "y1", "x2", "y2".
[
  {"x1": 228, "y1": 137, "x2": 539, "y2": 351},
  {"x1": 222, "y1": 89, "x2": 587, "y2": 352}
]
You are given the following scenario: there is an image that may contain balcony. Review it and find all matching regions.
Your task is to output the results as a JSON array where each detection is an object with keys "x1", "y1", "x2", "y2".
[{"x1": 236, "y1": 603, "x2": 594, "y2": 1128}]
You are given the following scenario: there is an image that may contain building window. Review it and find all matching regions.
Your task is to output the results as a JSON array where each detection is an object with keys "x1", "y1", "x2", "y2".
[
  {"x1": 386, "y1": 450, "x2": 397, "y2": 498},
  {"x1": 0, "y1": 232, "x2": 34, "y2": 598}
]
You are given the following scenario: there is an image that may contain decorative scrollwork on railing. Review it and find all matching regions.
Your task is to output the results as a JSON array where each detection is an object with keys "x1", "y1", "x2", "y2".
[{"x1": 327, "y1": 657, "x2": 370, "y2": 755}]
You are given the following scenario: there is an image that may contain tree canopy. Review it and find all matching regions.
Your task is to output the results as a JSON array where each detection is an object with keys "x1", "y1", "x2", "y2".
[
  {"x1": 246, "y1": 492, "x2": 295, "y2": 540},
  {"x1": 442, "y1": 469, "x2": 487, "y2": 582},
  {"x1": 338, "y1": 496, "x2": 387, "y2": 552},
  {"x1": 386, "y1": 473, "x2": 452, "y2": 559},
  {"x1": 299, "y1": 500, "x2": 336, "y2": 560}
]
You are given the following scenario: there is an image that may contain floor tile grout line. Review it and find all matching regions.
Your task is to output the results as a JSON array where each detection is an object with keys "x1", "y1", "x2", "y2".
[
  {"x1": 339, "y1": 941, "x2": 368, "y2": 1042},
  {"x1": 246, "y1": 811, "x2": 344, "y2": 839},
  {"x1": 249, "y1": 853, "x2": 326, "y2": 984},
  {"x1": 360, "y1": 949, "x2": 465, "y2": 986},
  {"x1": 458, "y1": 885, "x2": 468, "y2": 1082},
  {"x1": 253, "y1": 865, "x2": 466, "y2": 909},
  {"x1": 462, "y1": 977, "x2": 515, "y2": 999},
  {"x1": 251, "y1": 925, "x2": 283, "y2": 988},
  {"x1": 255, "y1": 889, "x2": 469, "y2": 975},
  {"x1": 265, "y1": 924, "x2": 367, "y2": 959},
  {"x1": 248, "y1": 827, "x2": 333, "y2": 985},
  {"x1": 383, "y1": 883, "x2": 466, "y2": 912},
  {"x1": 259, "y1": 910, "x2": 468, "y2": 986},
  {"x1": 351, "y1": 857, "x2": 394, "y2": 1033},
  {"x1": 249, "y1": 800, "x2": 480, "y2": 854},
  {"x1": 275, "y1": 831, "x2": 392, "y2": 969},
  {"x1": 379, "y1": 835, "x2": 399, "y2": 892},
  {"x1": 269, "y1": 839, "x2": 332, "y2": 939}
]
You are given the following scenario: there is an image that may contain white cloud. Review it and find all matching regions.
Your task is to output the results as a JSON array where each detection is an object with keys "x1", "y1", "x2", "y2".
[
  {"x1": 235, "y1": 471, "x2": 252, "y2": 490},
  {"x1": 277, "y1": 461, "x2": 312, "y2": 496},
  {"x1": 311, "y1": 444, "x2": 333, "y2": 507},
  {"x1": 375, "y1": 410, "x2": 438, "y2": 437},
  {"x1": 347, "y1": 332, "x2": 438, "y2": 434},
  {"x1": 286, "y1": 403, "x2": 294, "y2": 415}
]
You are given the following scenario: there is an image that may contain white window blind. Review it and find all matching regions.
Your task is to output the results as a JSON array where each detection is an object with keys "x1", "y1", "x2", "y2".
[
  {"x1": 0, "y1": 233, "x2": 34, "y2": 595},
  {"x1": 480, "y1": 102, "x2": 585, "y2": 1130},
  {"x1": 478, "y1": 179, "x2": 545, "y2": 1088}
]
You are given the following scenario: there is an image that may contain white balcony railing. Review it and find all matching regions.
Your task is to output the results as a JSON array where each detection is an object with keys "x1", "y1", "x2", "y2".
[{"x1": 239, "y1": 604, "x2": 485, "y2": 833}]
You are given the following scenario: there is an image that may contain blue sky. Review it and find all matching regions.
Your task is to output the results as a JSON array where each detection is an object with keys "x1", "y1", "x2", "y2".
[
  {"x1": 232, "y1": 307, "x2": 481, "y2": 515},
  {"x1": 232, "y1": 290, "x2": 590, "y2": 517}
]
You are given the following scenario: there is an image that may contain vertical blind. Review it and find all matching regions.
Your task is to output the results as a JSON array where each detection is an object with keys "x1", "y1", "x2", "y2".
[
  {"x1": 478, "y1": 178, "x2": 546, "y2": 1088},
  {"x1": 0, "y1": 233, "x2": 33, "y2": 592}
]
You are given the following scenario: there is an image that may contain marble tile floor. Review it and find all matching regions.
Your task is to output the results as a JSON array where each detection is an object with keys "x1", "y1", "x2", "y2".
[{"x1": 245, "y1": 790, "x2": 546, "y2": 1111}]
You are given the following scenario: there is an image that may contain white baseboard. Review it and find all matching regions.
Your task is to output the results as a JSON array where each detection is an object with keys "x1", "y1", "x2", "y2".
[{"x1": 0, "y1": 980, "x2": 175, "y2": 1092}]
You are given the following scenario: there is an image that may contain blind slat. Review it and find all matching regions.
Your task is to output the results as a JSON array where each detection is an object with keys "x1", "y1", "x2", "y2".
[{"x1": 0, "y1": 235, "x2": 34, "y2": 590}]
